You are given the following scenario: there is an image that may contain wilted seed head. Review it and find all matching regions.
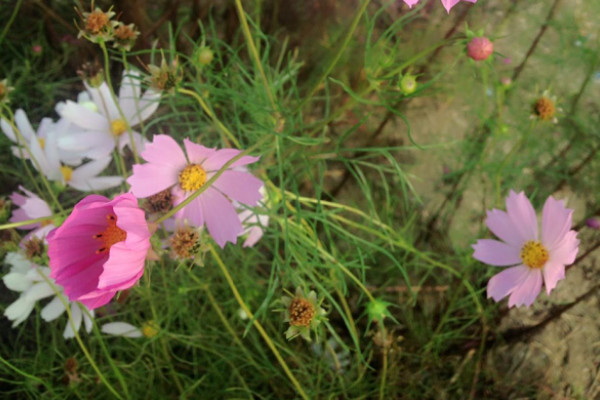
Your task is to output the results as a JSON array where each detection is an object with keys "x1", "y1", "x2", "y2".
[
  {"x1": 77, "y1": 62, "x2": 104, "y2": 87},
  {"x1": 288, "y1": 297, "x2": 316, "y2": 327},
  {"x1": 113, "y1": 22, "x2": 140, "y2": 51},
  {"x1": 24, "y1": 237, "x2": 45, "y2": 259},
  {"x1": 533, "y1": 97, "x2": 556, "y2": 121},
  {"x1": 170, "y1": 227, "x2": 199, "y2": 259},
  {"x1": 78, "y1": 7, "x2": 116, "y2": 42},
  {"x1": 147, "y1": 58, "x2": 181, "y2": 92},
  {"x1": 146, "y1": 189, "x2": 173, "y2": 213},
  {"x1": 86, "y1": 10, "x2": 109, "y2": 33}
]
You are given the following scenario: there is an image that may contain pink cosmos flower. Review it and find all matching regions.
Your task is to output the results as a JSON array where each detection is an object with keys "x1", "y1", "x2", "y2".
[
  {"x1": 472, "y1": 191, "x2": 579, "y2": 308},
  {"x1": 403, "y1": 0, "x2": 477, "y2": 13},
  {"x1": 47, "y1": 194, "x2": 150, "y2": 310},
  {"x1": 10, "y1": 186, "x2": 55, "y2": 243},
  {"x1": 127, "y1": 135, "x2": 263, "y2": 248}
]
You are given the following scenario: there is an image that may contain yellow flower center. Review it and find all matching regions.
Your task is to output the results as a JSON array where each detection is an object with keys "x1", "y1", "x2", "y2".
[
  {"x1": 60, "y1": 166, "x2": 73, "y2": 182},
  {"x1": 93, "y1": 214, "x2": 127, "y2": 254},
  {"x1": 178, "y1": 164, "x2": 207, "y2": 192},
  {"x1": 520, "y1": 241, "x2": 549, "y2": 269},
  {"x1": 533, "y1": 97, "x2": 556, "y2": 121},
  {"x1": 38, "y1": 138, "x2": 45, "y2": 149},
  {"x1": 110, "y1": 119, "x2": 127, "y2": 136}
]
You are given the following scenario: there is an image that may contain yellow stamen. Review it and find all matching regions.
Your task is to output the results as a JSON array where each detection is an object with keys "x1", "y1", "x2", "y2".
[
  {"x1": 142, "y1": 321, "x2": 159, "y2": 338},
  {"x1": 93, "y1": 214, "x2": 127, "y2": 254},
  {"x1": 38, "y1": 138, "x2": 45, "y2": 149},
  {"x1": 520, "y1": 241, "x2": 549, "y2": 269},
  {"x1": 178, "y1": 164, "x2": 207, "y2": 192},
  {"x1": 110, "y1": 119, "x2": 127, "y2": 136},
  {"x1": 60, "y1": 166, "x2": 73, "y2": 182}
]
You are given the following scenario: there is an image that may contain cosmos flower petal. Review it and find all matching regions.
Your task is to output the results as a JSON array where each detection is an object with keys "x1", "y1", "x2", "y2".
[
  {"x1": 5, "y1": 296, "x2": 36, "y2": 327},
  {"x1": 23, "y1": 281, "x2": 55, "y2": 302},
  {"x1": 101, "y1": 322, "x2": 143, "y2": 337},
  {"x1": 119, "y1": 71, "x2": 141, "y2": 113},
  {"x1": 548, "y1": 230, "x2": 579, "y2": 265},
  {"x1": 212, "y1": 170, "x2": 263, "y2": 206},
  {"x1": 403, "y1": 0, "x2": 420, "y2": 7},
  {"x1": 183, "y1": 138, "x2": 216, "y2": 164},
  {"x1": 70, "y1": 176, "x2": 124, "y2": 191},
  {"x1": 85, "y1": 82, "x2": 119, "y2": 120},
  {"x1": 58, "y1": 100, "x2": 109, "y2": 130},
  {"x1": 129, "y1": 88, "x2": 161, "y2": 126},
  {"x1": 508, "y1": 268, "x2": 543, "y2": 308},
  {"x1": 14, "y1": 109, "x2": 35, "y2": 141},
  {"x1": 41, "y1": 296, "x2": 67, "y2": 321},
  {"x1": 1, "y1": 117, "x2": 17, "y2": 142},
  {"x1": 506, "y1": 190, "x2": 538, "y2": 241},
  {"x1": 203, "y1": 148, "x2": 260, "y2": 171},
  {"x1": 63, "y1": 303, "x2": 83, "y2": 339},
  {"x1": 83, "y1": 309, "x2": 94, "y2": 332},
  {"x1": 485, "y1": 209, "x2": 523, "y2": 247},
  {"x1": 3, "y1": 272, "x2": 33, "y2": 292},
  {"x1": 543, "y1": 261, "x2": 565, "y2": 295},
  {"x1": 472, "y1": 239, "x2": 521, "y2": 266},
  {"x1": 140, "y1": 134, "x2": 187, "y2": 169},
  {"x1": 176, "y1": 191, "x2": 204, "y2": 227},
  {"x1": 486, "y1": 265, "x2": 530, "y2": 302},
  {"x1": 77, "y1": 291, "x2": 117, "y2": 310},
  {"x1": 128, "y1": 163, "x2": 178, "y2": 198},
  {"x1": 541, "y1": 196, "x2": 573, "y2": 250},
  {"x1": 71, "y1": 158, "x2": 112, "y2": 181},
  {"x1": 98, "y1": 242, "x2": 147, "y2": 290},
  {"x1": 200, "y1": 188, "x2": 243, "y2": 248}
]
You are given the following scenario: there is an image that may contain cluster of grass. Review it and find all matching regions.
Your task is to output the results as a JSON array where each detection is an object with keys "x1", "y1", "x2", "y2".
[{"x1": 1, "y1": 0, "x2": 599, "y2": 398}]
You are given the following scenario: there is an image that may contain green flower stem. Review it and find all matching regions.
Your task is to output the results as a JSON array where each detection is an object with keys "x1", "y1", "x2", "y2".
[
  {"x1": 233, "y1": 0, "x2": 277, "y2": 110},
  {"x1": 0, "y1": 211, "x2": 69, "y2": 230},
  {"x1": 154, "y1": 135, "x2": 270, "y2": 225},
  {"x1": 98, "y1": 39, "x2": 141, "y2": 164},
  {"x1": 378, "y1": 320, "x2": 388, "y2": 400},
  {"x1": 209, "y1": 245, "x2": 310, "y2": 400},
  {"x1": 177, "y1": 88, "x2": 241, "y2": 148},
  {"x1": 37, "y1": 272, "x2": 125, "y2": 400}
]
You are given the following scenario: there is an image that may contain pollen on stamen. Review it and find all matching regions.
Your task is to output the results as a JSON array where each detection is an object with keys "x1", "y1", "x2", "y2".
[
  {"x1": 520, "y1": 240, "x2": 549, "y2": 269},
  {"x1": 93, "y1": 214, "x2": 127, "y2": 254}
]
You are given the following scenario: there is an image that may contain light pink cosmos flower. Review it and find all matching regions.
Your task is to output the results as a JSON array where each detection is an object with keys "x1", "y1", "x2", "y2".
[
  {"x1": 472, "y1": 191, "x2": 579, "y2": 308},
  {"x1": 10, "y1": 186, "x2": 55, "y2": 243},
  {"x1": 47, "y1": 194, "x2": 151, "y2": 310},
  {"x1": 127, "y1": 134, "x2": 263, "y2": 248},
  {"x1": 403, "y1": 0, "x2": 477, "y2": 13}
]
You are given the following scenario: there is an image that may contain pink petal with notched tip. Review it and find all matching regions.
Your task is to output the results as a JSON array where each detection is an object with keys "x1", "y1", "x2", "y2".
[
  {"x1": 202, "y1": 148, "x2": 260, "y2": 171},
  {"x1": 543, "y1": 261, "x2": 565, "y2": 295},
  {"x1": 485, "y1": 209, "x2": 524, "y2": 248},
  {"x1": 508, "y1": 268, "x2": 542, "y2": 308},
  {"x1": 541, "y1": 196, "x2": 573, "y2": 250},
  {"x1": 211, "y1": 170, "x2": 263, "y2": 206},
  {"x1": 549, "y1": 230, "x2": 579, "y2": 265},
  {"x1": 198, "y1": 188, "x2": 243, "y2": 248},
  {"x1": 128, "y1": 163, "x2": 179, "y2": 198},
  {"x1": 506, "y1": 190, "x2": 538, "y2": 242},
  {"x1": 472, "y1": 239, "x2": 521, "y2": 266},
  {"x1": 487, "y1": 265, "x2": 530, "y2": 302},
  {"x1": 403, "y1": 0, "x2": 420, "y2": 6},
  {"x1": 183, "y1": 138, "x2": 216, "y2": 164},
  {"x1": 141, "y1": 134, "x2": 187, "y2": 168}
]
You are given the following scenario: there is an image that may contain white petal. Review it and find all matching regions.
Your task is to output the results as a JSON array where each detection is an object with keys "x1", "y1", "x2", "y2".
[
  {"x1": 23, "y1": 281, "x2": 55, "y2": 301},
  {"x1": 70, "y1": 158, "x2": 111, "y2": 181},
  {"x1": 83, "y1": 308, "x2": 94, "y2": 332},
  {"x1": 101, "y1": 322, "x2": 143, "y2": 338},
  {"x1": 14, "y1": 109, "x2": 35, "y2": 141},
  {"x1": 58, "y1": 100, "x2": 109, "y2": 131},
  {"x1": 1, "y1": 117, "x2": 16, "y2": 142},
  {"x1": 5, "y1": 296, "x2": 35, "y2": 326},
  {"x1": 5, "y1": 252, "x2": 32, "y2": 273},
  {"x1": 3, "y1": 272, "x2": 33, "y2": 292},
  {"x1": 41, "y1": 296, "x2": 66, "y2": 321},
  {"x1": 85, "y1": 82, "x2": 119, "y2": 120},
  {"x1": 69, "y1": 176, "x2": 123, "y2": 191},
  {"x1": 63, "y1": 304, "x2": 83, "y2": 339}
]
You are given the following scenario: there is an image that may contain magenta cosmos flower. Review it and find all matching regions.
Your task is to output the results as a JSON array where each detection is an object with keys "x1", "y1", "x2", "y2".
[
  {"x1": 472, "y1": 191, "x2": 579, "y2": 308},
  {"x1": 47, "y1": 194, "x2": 150, "y2": 309},
  {"x1": 127, "y1": 135, "x2": 263, "y2": 248},
  {"x1": 403, "y1": 0, "x2": 477, "y2": 13}
]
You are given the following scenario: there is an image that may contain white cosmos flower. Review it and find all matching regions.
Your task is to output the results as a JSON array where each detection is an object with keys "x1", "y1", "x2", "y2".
[
  {"x1": 3, "y1": 252, "x2": 141, "y2": 340},
  {"x1": 58, "y1": 69, "x2": 161, "y2": 157},
  {"x1": 2, "y1": 252, "x2": 94, "y2": 338}
]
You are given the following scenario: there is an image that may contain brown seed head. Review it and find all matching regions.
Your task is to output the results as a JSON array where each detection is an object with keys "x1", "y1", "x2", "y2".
[
  {"x1": 146, "y1": 189, "x2": 173, "y2": 213},
  {"x1": 85, "y1": 10, "x2": 109, "y2": 34},
  {"x1": 170, "y1": 228, "x2": 199, "y2": 259},
  {"x1": 533, "y1": 97, "x2": 556, "y2": 121},
  {"x1": 115, "y1": 24, "x2": 136, "y2": 40},
  {"x1": 24, "y1": 237, "x2": 45, "y2": 259},
  {"x1": 288, "y1": 297, "x2": 315, "y2": 327}
]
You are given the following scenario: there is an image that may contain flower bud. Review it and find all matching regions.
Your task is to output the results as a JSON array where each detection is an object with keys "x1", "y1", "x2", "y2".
[
  {"x1": 399, "y1": 74, "x2": 417, "y2": 95},
  {"x1": 467, "y1": 37, "x2": 493, "y2": 61}
]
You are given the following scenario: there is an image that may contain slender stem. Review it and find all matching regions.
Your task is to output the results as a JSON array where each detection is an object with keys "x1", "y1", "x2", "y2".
[
  {"x1": 296, "y1": 0, "x2": 371, "y2": 111},
  {"x1": 378, "y1": 321, "x2": 388, "y2": 400},
  {"x1": 38, "y1": 272, "x2": 124, "y2": 399},
  {"x1": 178, "y1": 88, "x2": 241, "y2": 148},
  {"x1": 0, "y1": 0, "x2": 22, "y2": 47},
  {"x1": 209, "y1": 245, "x2": 310, "y2": 400},
  {"x1": 233, "y1": 0, "x2": 277, "y2": 110}
]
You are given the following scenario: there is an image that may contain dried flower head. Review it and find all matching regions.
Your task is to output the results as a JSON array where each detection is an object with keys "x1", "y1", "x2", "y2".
[
  {"x1": 170, "y1": 226, "x2": 200, "y2": 259},
  {"x1": 146, "y1": 58, "x2": 182, "y2": 92},
  {"x1": 533, "y1": 97, "x2": 556, "y2": 121},
  {"x1": 77, "y1": 61, "x2": 104, "y2": 87},
  {"x1": 24, "y1": 237, "x2": 45, "y2": 260},
  {"x1": 0, "y1": 79, "x2": 14, "y2": 105},
  {"x1": 280, "y1": 287, "x2": 326, "y2": 341},
  {"x1": 145, "y1": 189, "x2": 173, "y2": 214},
  {"x1": 113, "y1": 22, "x2": 140, "y2": 51},
  {"x1": 77, "y1": 6, "x2": 117, "y2": 43}
]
